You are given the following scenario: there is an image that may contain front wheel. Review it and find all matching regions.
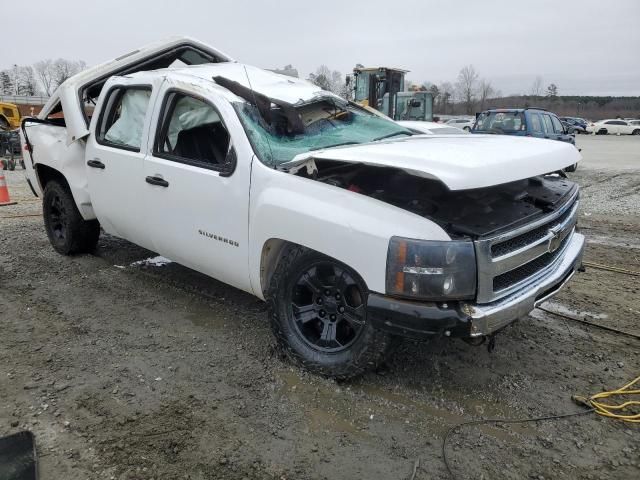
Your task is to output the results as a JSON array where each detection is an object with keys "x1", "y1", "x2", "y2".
[
  {"x1": 463, "y1": 126, "x2": 471, "y2": 132},
  {"x1": 43, "y1": 180, "x2": 100, "y2": 255},
  {"x1": 565, "y1": 163, "x2": 577, "y2": 172},
  {"x1": 267, "y1": 246, "x2": 394, "y2": 379}
]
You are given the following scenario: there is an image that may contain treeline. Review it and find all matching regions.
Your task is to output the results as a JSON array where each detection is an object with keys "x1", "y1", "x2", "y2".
[
  {"x1": 482, "y1": 96, "x2": 640, "y2": 120},
  {"x1": 0, "y1": 59, "x2": 86, "y2": 96}
]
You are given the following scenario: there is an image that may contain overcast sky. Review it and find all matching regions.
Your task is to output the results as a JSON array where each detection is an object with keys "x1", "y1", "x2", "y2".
[{"x1": 3, "y1": 0, "x2": 639, "y2": 96}]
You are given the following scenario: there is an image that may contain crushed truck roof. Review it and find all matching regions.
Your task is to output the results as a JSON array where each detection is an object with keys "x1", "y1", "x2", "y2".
[
  {"x1": 39, "y1": 36, "x2": 234, "y2": 144},
  {"x1": 40, "y1": 36, "x2": 335, "y2": 145},
  {"x1": 126, "y1": 63, "x2": 332, "y2": 105}
]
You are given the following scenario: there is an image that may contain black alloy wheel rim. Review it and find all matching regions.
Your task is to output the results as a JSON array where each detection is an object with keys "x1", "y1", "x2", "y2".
[
  {"x1": 48, "y1": 194, "x2": 68, "y2": 242},
  {"x1": 288, "y1": 262, "x2": 366, "y2": 353}
]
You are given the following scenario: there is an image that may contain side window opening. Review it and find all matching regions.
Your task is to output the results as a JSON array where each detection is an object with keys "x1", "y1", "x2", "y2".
[
  {"x1": 551, "y1": 116, "x2": 564, "y2": 134},
  {"x1": 97, "y1": 86, "x2": 151, "y2": 151},
  {"x1": 530, "y1": 113, "x2": 543, "y2": 133},
  {"x1": 542, "y1": 114, "x2": 554, "y2": 134},
  {"x1": 154, "y1": 92, "x2": 234, "y2": 174}
]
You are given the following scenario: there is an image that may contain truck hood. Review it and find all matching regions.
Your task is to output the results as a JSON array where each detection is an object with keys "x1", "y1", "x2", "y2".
[{"x1": 283, "y1": 134, "x2": 581, "y2": 190}]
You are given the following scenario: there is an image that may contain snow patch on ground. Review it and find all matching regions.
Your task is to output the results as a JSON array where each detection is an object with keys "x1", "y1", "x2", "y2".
[{"x1": 130, "y1": 256, "x2": 172, "y2": 267}]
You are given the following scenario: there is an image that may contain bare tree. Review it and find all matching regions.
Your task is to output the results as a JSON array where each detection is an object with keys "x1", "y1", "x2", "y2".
[
  {"x1": 437, "y1": 82, "x2": 454, "y2": 114},
  {"x1": 530, "y1": 76, "x2": 543, "y2": 97},
  {"x1": 51, "y1": 59, "x2": 87, "y2": 88},
  {"x1": 478, "y1": 79, "x2": 495, "y2": 111},
  {"x1": 546, "y1": 83, "x2": 558, "y2": 98},
  {"x1": 0, "y1": 71, "x2": 13, "y2": 95},
  {"x1": 15, "y1": 66, "x2": 39, "y2": 95},
  {"x1": 429, "y1": 84, "x2": 440, "y2": 106},
  {"x1": 35, "y1": 60, "x2": 56, "y2": 95},
  {"x1": 456, "y1": 65, "x2": 479, "y2": 114},
  {"x1": 307, "y1": 65, "x2": 344, "y2": 96}
]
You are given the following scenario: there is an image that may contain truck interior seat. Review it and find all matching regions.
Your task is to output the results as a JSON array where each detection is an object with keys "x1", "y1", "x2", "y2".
[{"x1": 174, "y1": 123, "x2": 229, "y2": 165}]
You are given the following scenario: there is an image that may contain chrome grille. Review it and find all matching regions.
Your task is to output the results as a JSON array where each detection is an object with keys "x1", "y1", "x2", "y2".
[
  {"x1": 492, "y1": 233, "x2": 572, "y2": 291},
  {"x1": 475, "y1": 190, "x2": 579, "y2": 304},
  {"x1": 490, "y1": 206, "x2": 574, "y2": 257}
]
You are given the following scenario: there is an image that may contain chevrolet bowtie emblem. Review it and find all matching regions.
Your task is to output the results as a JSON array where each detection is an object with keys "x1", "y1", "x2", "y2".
[{"x1": 548, "y1": 226, "x2": 563, "y2": 253}]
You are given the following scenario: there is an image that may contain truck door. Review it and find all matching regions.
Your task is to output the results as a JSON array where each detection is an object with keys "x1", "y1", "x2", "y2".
[
  {"x1": 142, "y1": 89, "x2": 252, "y2": 292},
  {"x1": 85, "y1": 84, "x2": 155, "y2": 249}
]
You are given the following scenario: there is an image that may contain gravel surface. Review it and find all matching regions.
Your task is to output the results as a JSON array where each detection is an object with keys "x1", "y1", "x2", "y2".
[{"x1": 1, "y1": 142, "x2": 639, "y2": 479}]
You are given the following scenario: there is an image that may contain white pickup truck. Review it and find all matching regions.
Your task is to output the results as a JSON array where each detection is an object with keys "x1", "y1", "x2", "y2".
[{"x1": 21, "y1": 37, "x2": 584, "y2": 378}]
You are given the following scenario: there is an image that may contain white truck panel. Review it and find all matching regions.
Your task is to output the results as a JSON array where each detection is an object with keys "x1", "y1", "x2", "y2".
[{"x1": 248, "y1": 160, "x2": 450, "y2": 298}]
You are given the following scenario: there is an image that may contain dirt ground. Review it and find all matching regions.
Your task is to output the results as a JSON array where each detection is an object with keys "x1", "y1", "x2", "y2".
[{"x1": 1, "y1": 139, "x2": 639, "y2": 480}]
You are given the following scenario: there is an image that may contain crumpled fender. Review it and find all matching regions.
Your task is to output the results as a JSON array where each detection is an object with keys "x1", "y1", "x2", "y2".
[{"x1": 248, "y1": 160, "x2": 450, "y2": 298}]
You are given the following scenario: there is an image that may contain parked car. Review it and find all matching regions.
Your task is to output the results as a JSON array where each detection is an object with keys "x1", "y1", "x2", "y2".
[
  {"x1": 586, "y1": 119, "x2": 640, "y2": 135},
  {"x1": 21, "y1": 37, "x2": 585, "y2": 379},
  {"x1": 396, "y1": 121, "x2": 467, "y2": 135},
  {"x1": 472, "y1": 108, "x2": 578, "y2": 171},
  {"x1": 628, "y1": 120, "x2": 640, "y2": 128},
  {"x1": 445, "y1": 118, "x2": 474, "y2": 131},
  {"x1": 561, "y1": 120, "x2": 586, "y2": 135},
  {"x1": 559, "y1": 117, "x2": 587, "y2": 134}
]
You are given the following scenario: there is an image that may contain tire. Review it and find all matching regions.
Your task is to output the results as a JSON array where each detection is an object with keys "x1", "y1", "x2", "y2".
[
  {"x1": 0, "y1": 117, "x2": 9, "y2": 131},
  {"x1": 267, "y1": 245, "x2": 394, "y2": 379},
  {"x1": 598, "y1": 129, "x2": 607, "y2": 135},
  {"x1": 43, "y1": 180, "x2": 100, "y2": 255},
  {"x1": 463, "y1": 126, "x2": 471, "y2": 132},
  {"x1": 633, "y1": 129, "x2": 640, "y2": 136},
  {"x1": 565, "y1": 163, "x2": 577, "y2": 172}
]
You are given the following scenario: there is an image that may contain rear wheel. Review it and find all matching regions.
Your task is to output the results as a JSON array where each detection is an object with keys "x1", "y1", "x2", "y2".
[
  {"x1": 43, "y1": 180, "x2": 100, "y2": 255},
  {"x1": 633, "y1": 129, "x2": 640, "y2": 136},
  {"x1": 598, "y1": 128, "x2": 608, "y2": 135},
  {"x1": 267, "y1": 246, "x2": 394, "y2": 379}
]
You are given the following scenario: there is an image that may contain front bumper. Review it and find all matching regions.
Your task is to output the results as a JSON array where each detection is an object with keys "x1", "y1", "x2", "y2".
[{"x1": 367, "y1": 233, "x2": 585, "y2": 339}]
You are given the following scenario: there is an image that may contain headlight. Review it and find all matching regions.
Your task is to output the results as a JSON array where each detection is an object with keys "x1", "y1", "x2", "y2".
[{"x1": 386, "y1": 237, "x2": 476, "y2": 300}]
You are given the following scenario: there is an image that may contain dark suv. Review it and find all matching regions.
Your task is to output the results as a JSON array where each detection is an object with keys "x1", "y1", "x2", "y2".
[{"x1": 472, "y1": 108, "x2": 577, "y2": 171}]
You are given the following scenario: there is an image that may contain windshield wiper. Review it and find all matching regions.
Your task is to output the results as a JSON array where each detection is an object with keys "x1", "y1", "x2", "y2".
[{"x1": 372, "y1": 131, "x2": 412, "y2": 141}]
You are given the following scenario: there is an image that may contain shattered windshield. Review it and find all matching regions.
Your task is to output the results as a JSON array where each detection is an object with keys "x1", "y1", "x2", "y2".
[{"x1": 234, "y1": 98, "x2": 412, "y2": 166}]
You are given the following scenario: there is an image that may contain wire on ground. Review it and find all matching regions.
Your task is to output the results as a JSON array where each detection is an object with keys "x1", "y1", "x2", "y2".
[{"x1": 443, "y1": 375, "x2": 640, "y2": 478}]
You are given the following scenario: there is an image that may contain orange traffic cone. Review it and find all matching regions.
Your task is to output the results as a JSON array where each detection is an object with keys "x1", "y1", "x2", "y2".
[{"x1": 0, "y1": 174, "x2": 17, "y2": 206}]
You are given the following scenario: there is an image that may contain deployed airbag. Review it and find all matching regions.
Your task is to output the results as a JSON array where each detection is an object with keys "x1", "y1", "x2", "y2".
[{"x1": 104, "y1": 89, "x2": 151, "y2": 149}]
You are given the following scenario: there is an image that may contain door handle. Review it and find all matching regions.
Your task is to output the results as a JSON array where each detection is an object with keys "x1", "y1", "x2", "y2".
[
  {"x1": 87, "y1": 159, "x2": 105, "y2": 169},
  {"x1": 145, "y1": 176, "x2": 169, "y2": 187}
]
